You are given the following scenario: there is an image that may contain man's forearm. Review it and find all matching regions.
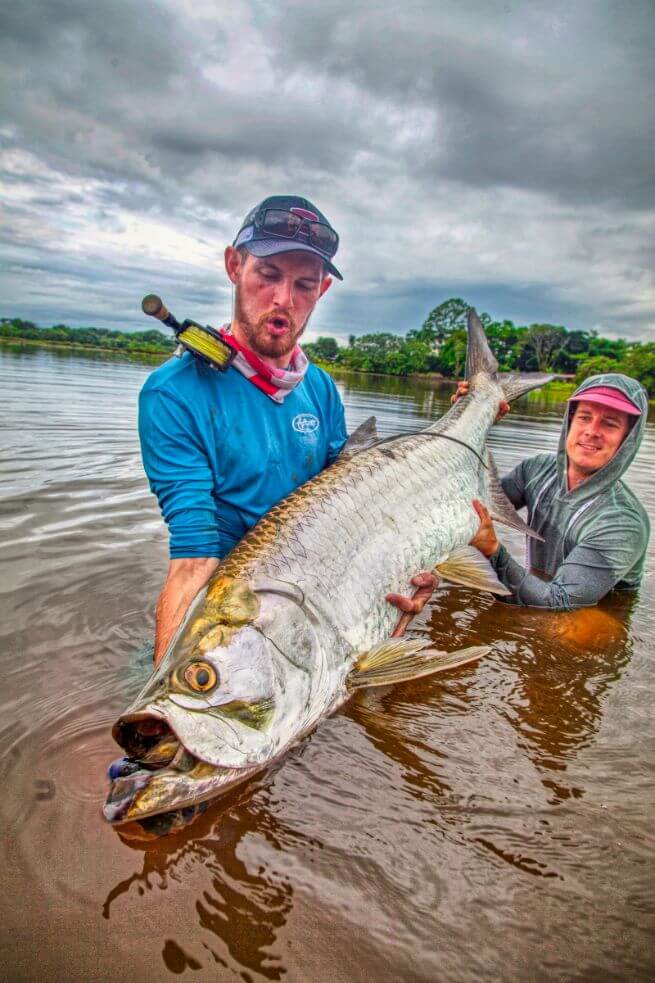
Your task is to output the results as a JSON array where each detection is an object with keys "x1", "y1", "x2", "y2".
[
  {"x1": 154, "y1": 557, "x2": 219, "y2": 664},
  {"x1": 490, "y1": 544, "x2": 616, "y2": 610}
]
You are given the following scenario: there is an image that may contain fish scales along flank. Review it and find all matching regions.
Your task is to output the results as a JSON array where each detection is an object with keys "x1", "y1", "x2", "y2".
[
  {"x1": 225, "y1": 432, "x2": 474, "y2": 647},
  {"x1": 104, "y1": 311, "x2": 549, "y2": 836}
]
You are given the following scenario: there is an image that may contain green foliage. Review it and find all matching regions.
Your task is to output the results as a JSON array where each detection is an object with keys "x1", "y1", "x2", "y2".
[
  {"x1": 619, "y1": 344, "x2": 655, "y2": 395},
  {"x1": 587, "y1": 333, "x2": 628, "y2": 360},
  {"x1": 564, "y1": 330, "x2": 590, "y2": 355},
  {"x1": 0, "y1": 317, "x2": 175, "y2": 354},
  {"x1": 415, "y1": 298, "x2": 491, "y2": 345},
  {"x1": 338, "y1": 333, "x2": 403, "y2": 373},
  {"x1": 574, "y1": 347, "x2": 655, "y2": 397},
  {"x1": 574, "y1": 356, "x2": 619, "y2": 384},
  {"x1": 303, "y1": 336, "x2": 339, "y2": 362},
  {"x1": 550, "y1": 347, "x2": 579, "y2": 374},
  {"x1": 434, "y1": 329, "x2": 468, "y2": 377},
  {"x1": 5, "y1": 305, "x2": 653, "y2": 395},
  {"x1": 522, "y1": 324, "x2": 567, "y2": 372},
  {"x1": 484, "y1": 319, "x2": 524, "y2": 371}
]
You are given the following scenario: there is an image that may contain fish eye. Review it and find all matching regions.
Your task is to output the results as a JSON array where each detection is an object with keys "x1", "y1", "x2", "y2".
[{"x1": 181, "y1": 661, "x2": 218, "y2": 693}]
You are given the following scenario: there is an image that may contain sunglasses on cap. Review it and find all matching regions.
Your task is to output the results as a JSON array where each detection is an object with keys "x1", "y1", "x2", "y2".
[{"x1": 242, "y1": 208, "x2": 339, "y2": 258}]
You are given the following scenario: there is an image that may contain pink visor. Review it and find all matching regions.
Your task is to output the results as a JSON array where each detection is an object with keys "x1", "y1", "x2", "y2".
[{"x1": 569, "y1": 386, "x2": 641, "y2": 416}]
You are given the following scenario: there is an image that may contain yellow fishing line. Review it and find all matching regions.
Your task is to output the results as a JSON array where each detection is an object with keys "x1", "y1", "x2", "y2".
[{"x1": 178, "y1": 325, "x2": 232, "y2": 367}]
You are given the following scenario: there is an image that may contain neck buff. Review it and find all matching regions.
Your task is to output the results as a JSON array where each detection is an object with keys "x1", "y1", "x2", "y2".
[{"x1": 218, "y1": 326, "x2": 309, "y2": 404}]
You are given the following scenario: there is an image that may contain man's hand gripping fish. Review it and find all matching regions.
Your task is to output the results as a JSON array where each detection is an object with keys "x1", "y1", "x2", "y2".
[{"x1": 104, "y1": 311, "x2": 550, "y2": 836}]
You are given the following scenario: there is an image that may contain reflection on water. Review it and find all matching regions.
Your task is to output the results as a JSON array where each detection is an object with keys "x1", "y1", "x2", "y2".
[
  {"x1": 1, "y1": 348, "x2": 654, "y2": 981},
  {"x1": 104, "y1": 780, "x2": 295, "y2": 980}
]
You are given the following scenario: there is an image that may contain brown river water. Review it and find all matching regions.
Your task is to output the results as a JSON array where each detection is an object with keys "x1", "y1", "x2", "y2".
[{"x1": 1, "y1": 346, "x2": 654, "y2": 981}]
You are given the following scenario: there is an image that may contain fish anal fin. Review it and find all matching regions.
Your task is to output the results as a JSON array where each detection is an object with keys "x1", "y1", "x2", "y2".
[
  {"x1": 436, "y1": 545, "x2": 511, "y2": 596},
  {"x1": 338, "y1": 416, "x2": 379, "y2": 460},
  {"x1": 487, "y1": 452, "x2": 544, "y2": 542},
  {"x1": 348, "y1": 639, "x2": 488, "y2": 690}
]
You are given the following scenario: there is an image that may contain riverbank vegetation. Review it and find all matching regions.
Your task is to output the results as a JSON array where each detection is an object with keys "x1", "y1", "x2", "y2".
[
  {"x1": 3, "y1": 297, "x2": 654, "y2": 395},
  {"x1": 0, "y1": 318, "x2": 175, "y2": 356},
  {"x1": 304, "y1": 299, "x2": 655, "y2": 396}
]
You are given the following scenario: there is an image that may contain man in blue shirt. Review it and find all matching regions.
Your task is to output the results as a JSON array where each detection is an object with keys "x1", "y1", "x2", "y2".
[
  {"x1": 140, "y1": 195, "x2": 354, "y2": 663},
  {"x1": 141, "y1": 194, "x2": 435, "y2": 664},
  {"x1": 139, "y1": 196, "x2": 347, "y2": 663}
]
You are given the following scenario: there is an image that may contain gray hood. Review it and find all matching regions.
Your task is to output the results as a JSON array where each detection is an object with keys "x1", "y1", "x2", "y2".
[{"x1": 557, "y1": 373, "x2": 648, "y2": 502}]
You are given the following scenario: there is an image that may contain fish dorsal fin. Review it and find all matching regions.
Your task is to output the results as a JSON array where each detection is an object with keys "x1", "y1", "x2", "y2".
[
  {"x1": 466, "y1": 308, "x2": 498, "y2": 379},
  {"x1": 338, "y1": 416, "x2": 380, "y2": 460},
  {"x1": 436, "y1": 545, "x2": 511, "y2": 595},
  {"x1": 486, "y1": 451, "x2": 544, "y2": 542},
  {"x1": 347, "y1": 637, "x2": 488, "y2": 689}
]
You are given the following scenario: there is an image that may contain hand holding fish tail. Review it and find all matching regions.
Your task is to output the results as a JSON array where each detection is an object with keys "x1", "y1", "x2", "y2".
[{"x1": 452, "y1": 380, "x2": 510, "y2": 421}]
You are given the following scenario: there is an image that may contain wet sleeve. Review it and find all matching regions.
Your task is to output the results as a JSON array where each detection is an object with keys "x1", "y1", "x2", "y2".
[
  {"x1": 138, "y1": 388, "x2": 221, "y2": 559},
  {"x1": 489, "y1": 516, "x2": 645, "y2": 610},
  {"x1": 326, "y1": 383, "x2": 348, "y2": 465}
]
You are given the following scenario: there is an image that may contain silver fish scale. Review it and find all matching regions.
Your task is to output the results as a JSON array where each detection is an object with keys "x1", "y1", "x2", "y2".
[{"x1": 249, "y1": 392, "x2": 500, "y2": 667}]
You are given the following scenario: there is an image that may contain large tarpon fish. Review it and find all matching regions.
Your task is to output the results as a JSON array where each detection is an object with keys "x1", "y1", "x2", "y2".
[{"x1": 104, "y1": 312, "x2": 549, "y2": 835}]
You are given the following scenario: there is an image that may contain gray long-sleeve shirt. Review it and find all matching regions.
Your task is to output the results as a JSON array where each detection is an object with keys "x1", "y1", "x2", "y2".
[{"x1": 489, "y1": 373, "x2": 650, "y2": 610}]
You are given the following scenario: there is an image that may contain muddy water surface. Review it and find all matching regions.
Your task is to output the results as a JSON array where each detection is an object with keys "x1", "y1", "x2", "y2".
[{"x1": 1, "y1": 348, "x2": 654, "y2": 981}]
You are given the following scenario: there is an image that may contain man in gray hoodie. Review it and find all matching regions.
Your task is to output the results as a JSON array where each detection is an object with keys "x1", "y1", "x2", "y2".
[{"x1": 468, "y1": 373, "x2": 650, "y2": 610}]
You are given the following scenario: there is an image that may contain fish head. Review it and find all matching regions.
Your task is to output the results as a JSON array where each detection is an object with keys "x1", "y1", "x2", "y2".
[{"x1": 104, "y1": 576, "x2": 318, "y2": 826}]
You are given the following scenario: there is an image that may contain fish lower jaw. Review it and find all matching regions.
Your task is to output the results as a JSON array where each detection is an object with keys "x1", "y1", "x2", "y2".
[{"x1": 103, "y1": 762, "x2": 255, "y2": 825}]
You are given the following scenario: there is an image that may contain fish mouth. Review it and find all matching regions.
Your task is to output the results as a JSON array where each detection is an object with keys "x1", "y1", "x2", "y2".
[
  {"x1": 112, "y1": 711, "x2": 176, "y2": 761},
  {"x1": 104, "y1": 713, "x2": 252, "y2": 827}
]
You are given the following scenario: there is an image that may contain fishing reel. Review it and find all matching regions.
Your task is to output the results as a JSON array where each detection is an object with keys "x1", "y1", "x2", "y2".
[{"x1": 141, "y1": 294, "x2": 235, "y2": 371}]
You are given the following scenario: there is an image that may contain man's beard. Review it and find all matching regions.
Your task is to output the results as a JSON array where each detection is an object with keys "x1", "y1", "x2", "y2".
[{"x1": 233, "y1": 289, "x2": 309, "y2": 359}]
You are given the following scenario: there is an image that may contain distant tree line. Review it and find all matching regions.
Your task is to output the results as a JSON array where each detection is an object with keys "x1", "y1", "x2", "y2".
[
  {"x1": 0, "y1": 318, "x2": 175, "y2": 355},
  {"x1": 303, "y1": 298, "x2": 655, "y2": 396},
  {"x1": 3, "y1": 302, "x2": 653, "y2": 396}
]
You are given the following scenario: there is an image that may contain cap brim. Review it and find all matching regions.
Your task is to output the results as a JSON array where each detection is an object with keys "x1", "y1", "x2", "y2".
[
  {"x1": 245, "y1": 239, "x2": 343, "y2": 280},
  {"x1": 569, "y1": 392, "x2": 641, "y2": 416}
]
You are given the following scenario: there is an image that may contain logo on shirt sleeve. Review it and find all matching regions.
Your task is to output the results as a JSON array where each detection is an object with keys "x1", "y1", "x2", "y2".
[{"x1": 292, "y1": 413, "x2": 320, "y2": 434}]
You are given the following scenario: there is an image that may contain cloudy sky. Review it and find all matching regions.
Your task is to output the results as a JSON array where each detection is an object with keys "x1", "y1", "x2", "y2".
[{"x1": 1, "y1": 0, "x2": 654, "y2": 343}]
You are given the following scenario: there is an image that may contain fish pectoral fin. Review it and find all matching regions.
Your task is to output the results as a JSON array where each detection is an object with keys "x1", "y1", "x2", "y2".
[
  {"x1": 487, "y1": 452, "x2": 544, "y2": 542},
  {"x1": 347, "y1": 638, "x2": 488, "y2": 690},
  {"x1": 436, "y1": 545, "x2": 511, "y2": 596},
  {"x1": 338, "y1": 416, "x2": 380, "y2": 459}
]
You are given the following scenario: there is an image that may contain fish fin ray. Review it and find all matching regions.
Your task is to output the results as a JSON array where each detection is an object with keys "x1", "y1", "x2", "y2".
[
  {"x1": 487, "y1": 451, "x2": 544, "y2": 541},
  {"x1": 466, "y1": 308, "x2": 499, "y2": 379},
  {"x1": 338, "y1": 416, "x2": 380, "y2": 459},
  {"x1": 348, "y1": 641, "x2": 488, "y2": 689},
  {"x1": 436, "y1": 545, "x2": 511, "y2": 595},
  {"x1": 499, "y1": 373, "x2": 555, "y2": 402}
]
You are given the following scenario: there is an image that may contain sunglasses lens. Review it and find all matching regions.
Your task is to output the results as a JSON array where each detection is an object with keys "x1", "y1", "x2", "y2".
[
  {"x1": 262, "y1": 209, "x2": 302, "y2": 237},
  {"x1": 258, "y1": 209, "x2": 338, "y2": 258},
  {"x1": 309, "y1": 223, "x2": 338, "y2": 255}
]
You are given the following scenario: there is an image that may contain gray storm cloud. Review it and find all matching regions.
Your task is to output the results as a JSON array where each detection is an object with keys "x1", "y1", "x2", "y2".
[{"x1": 0, "y1": 0, "x2": 653, "y2": 339}]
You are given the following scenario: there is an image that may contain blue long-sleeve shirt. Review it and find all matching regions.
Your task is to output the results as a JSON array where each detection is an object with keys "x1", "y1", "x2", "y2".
[{"x1": 139, "y1": 353, "x2": 348, "y2": 559}]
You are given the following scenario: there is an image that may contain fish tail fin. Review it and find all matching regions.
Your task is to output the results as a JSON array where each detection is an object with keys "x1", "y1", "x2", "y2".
[
  {"x1": 466, "y1": 308, "x2": 554, "y2": 402},
  {"x1": 466, "y1": 308, "x2": 499, "y2": 380},
  {"x1": 499, "y1": 372, "x2": 555, "y2": 402}
]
